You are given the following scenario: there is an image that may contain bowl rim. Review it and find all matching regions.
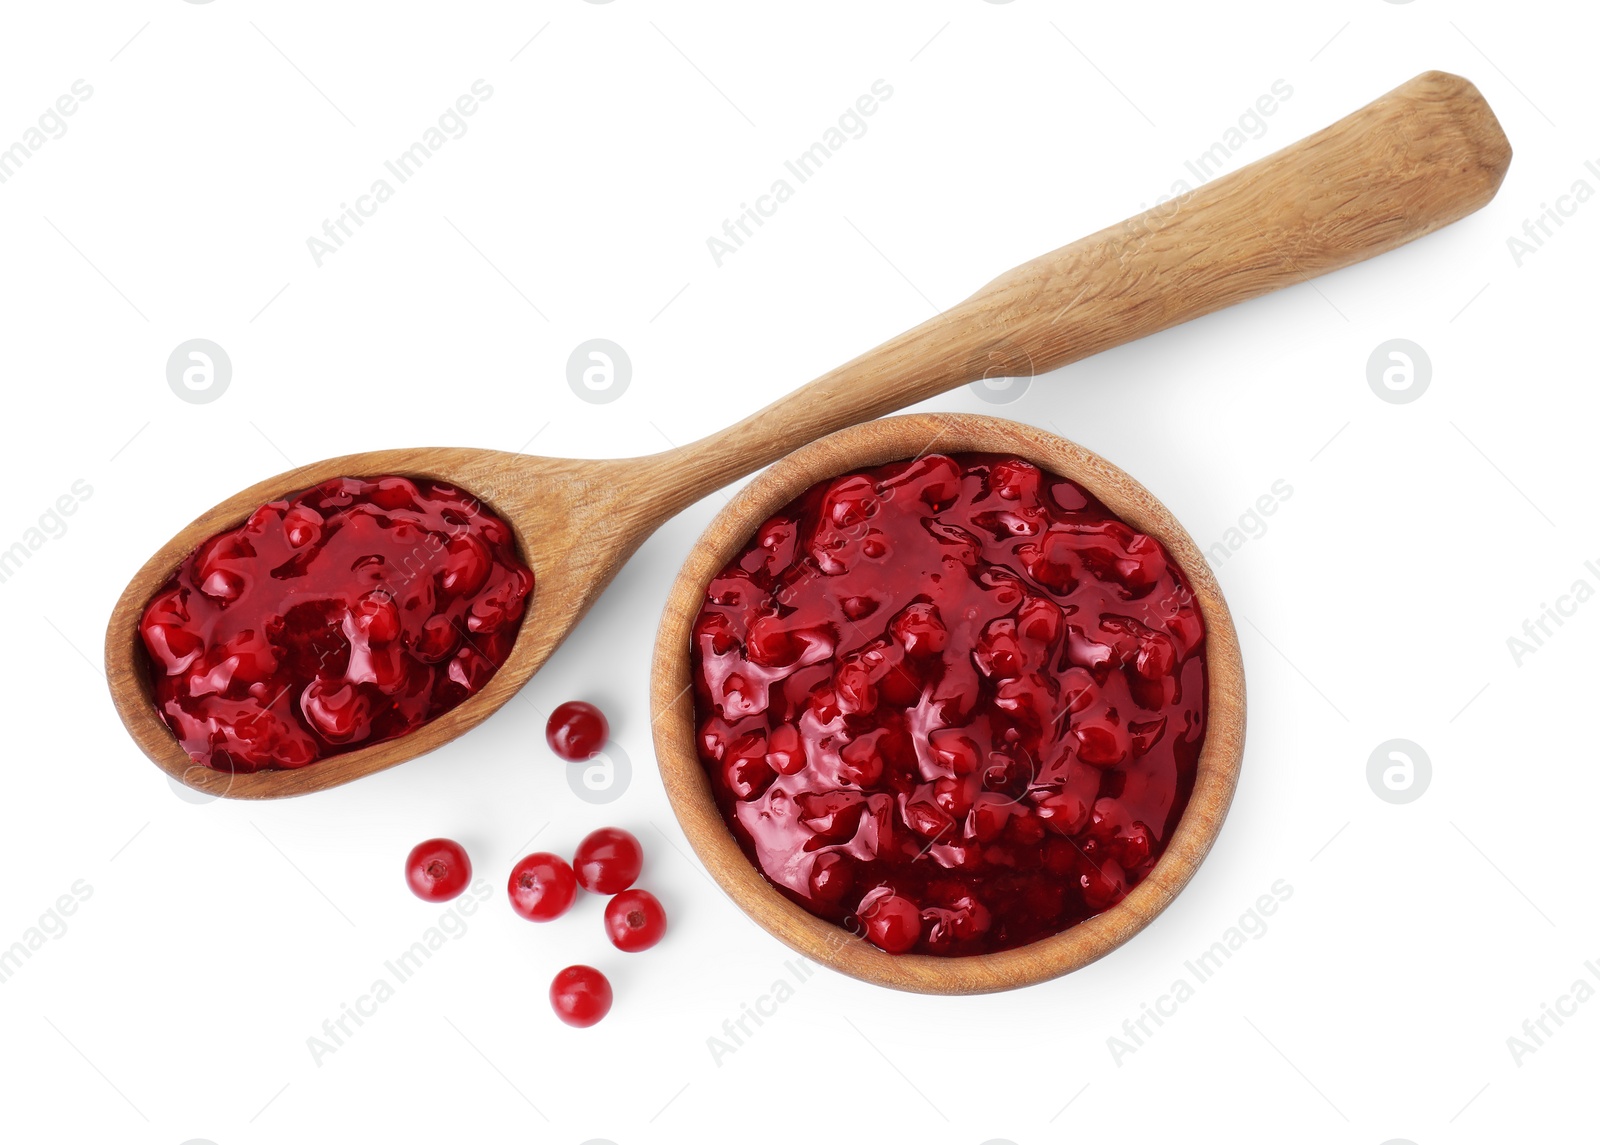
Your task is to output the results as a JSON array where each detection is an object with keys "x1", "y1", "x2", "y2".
[{"x1": 649, "y1": 412, "x2": 1245, "y2": 994}]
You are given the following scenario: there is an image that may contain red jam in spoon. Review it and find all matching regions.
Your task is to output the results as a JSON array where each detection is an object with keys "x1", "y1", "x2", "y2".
[
  {"x1": 138, "y1": 476, "x2": 533, "y2": 772},
  {"x1": 691, "y1": 453, "x2": 1207, "y2": 956}
]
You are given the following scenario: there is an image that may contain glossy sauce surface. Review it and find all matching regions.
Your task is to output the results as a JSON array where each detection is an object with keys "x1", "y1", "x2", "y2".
[
  {"x1": 692, "y1": 454, "x2": 1206, "y2": 955},
  {"x1": 139, "y1": 476, "x2": 532, "y2": 772}
]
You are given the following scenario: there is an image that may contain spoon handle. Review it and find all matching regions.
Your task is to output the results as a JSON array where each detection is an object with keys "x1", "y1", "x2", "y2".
[{"x1": 641, "y1": 70, "x2": 1509, "y2": 510}]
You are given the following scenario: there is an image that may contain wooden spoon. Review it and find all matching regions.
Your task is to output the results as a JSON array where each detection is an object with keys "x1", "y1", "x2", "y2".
[{"x1": 106, "y1": 70, "x2": 1510, "y2": 799}]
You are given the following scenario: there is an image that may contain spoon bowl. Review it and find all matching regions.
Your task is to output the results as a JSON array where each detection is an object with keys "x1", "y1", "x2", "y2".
[
  {"x1": 105, "y1": 72, "x2": 1508, "y2": 796},
  {"x1": 104, "y1": 447, "x2": 683, "y2": 798},
  {"x1": 650, "y1": 413, "x2": 1245, "y2": 993}
]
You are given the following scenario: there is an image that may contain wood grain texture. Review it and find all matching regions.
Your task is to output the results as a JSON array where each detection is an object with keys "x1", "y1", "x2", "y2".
[
  {"x1": 650, "y1": 414, "x2": 1246, "y2": 994},
  {"x1": 105, "y1": 71, "x2": 1505, "y2": 797},
  {"x1": 635, "y1": 71, "x2": 1511, "y2": 510}
]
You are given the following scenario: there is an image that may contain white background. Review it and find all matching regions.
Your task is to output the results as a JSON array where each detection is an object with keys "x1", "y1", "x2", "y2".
[{"x1": 1, "y1": 1, "x2": 1594, "y2": 1142}]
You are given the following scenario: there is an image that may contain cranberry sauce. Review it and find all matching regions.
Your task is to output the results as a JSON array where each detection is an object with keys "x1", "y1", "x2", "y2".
[
  {"x1": 691, "y1": 454, "x2": 1207, "y2": 956},
  {"x1": 138, "y1": 476, "x2": 533, "y2": 772}
]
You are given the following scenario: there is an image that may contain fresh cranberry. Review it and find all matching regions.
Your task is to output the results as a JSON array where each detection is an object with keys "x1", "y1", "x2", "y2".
[
  {"x1": 550, "y1": 965, "x2": 613, "y2": 1028},
  {"x1": 405, "y1": 838, "x2": 472, "y2": 902},
  {"x1": 690, "y1": 453, "x2": 1207, "y2": 956},
  {"x1": 546, "y1": 701, "x2": 609, "y2": 761},
  {"x1": 507, "y1": 852, "x2": 577, "y2": 921},
  {"x1": 604, "y1": 889, "x2": 667, "y2": 952},
  {"x1": 137, "y1": 476, "x2": 533, "y2": 773},
  {"x1": 573, "y1": 827, "x2": 643, "y2": 894}
]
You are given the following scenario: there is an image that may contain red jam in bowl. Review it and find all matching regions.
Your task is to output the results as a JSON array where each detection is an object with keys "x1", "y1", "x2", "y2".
[
  {"x1": 691, "y1": 453, "x2": 1207, "y2": 956},
  {"x1": 138, "y1": 476, "x2": 533, "y2": 772}
]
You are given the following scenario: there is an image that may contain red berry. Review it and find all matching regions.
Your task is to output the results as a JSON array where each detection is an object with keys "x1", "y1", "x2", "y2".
[
  {"x1": 283, "y1": 504, "x2": 322, "y2": 548},
  {"x1": 929, "y1": 729, "x2": 981, "y2": 776},
  {"x1": 724, "y1": 749, "x2": 775, "y2": 801},
  {"x1": 989, "y1": 457, "x2": 1041, "y2": 502},
  {"x1": 1075, "y1": 718, "x2": 1129, "y2": 767},
  {"x1": 903, "y1": 796, "x2": 954, "y2": 841},
  {"x1": 889, "y1": 601, "x2": 948, "y2": 658},
  {"x1": 838, "y1": 737, "x2": 884, "y2": 787},
  {"x1": 860, "y1": 891, "x2": 921, "y2": 954},
  {"x1": 833, "y1": 659, "x2": 878, "y2": 714},
  {"x1": 546, "y1": 701, "x2": 609, "y2": 761},
  {"x1": 441, "y1": 535, "x2": 491, "y2": 597},
  {"x1": 1035, "y1": 789, "x2": 1090, "y2": 836},
  {"x1": 1079, "y1": 859, "x2": 1129, "y2": 911},
  {"x1": 604, "y1": 889, "x2": 667, "y2": 952},
  {"x1": 808, "y1": 852, "x2": 855, "y2": 904},
  {"x1": 821, "y1": 474, "x2": 879, "y2": 529},
  {"x1": 301, "y1": 678, "x2": 374, "y2": 744},
  {"x1": 968, "y1": 796, "x2": 1011, "y2": 843},
  {"x1": 507, "y1": 852, "x2": 577, "y2": 921},
  {"x1": 907, "y1": 453, "x2": 963, "y2": 509},
  {"x1": 973, "y1": 618, "x2": 1024, "y2": 679},
  {"x1": 694, "y1": 612, "x2": 738, "y2": 656},
  {"x1": 369, "y1": 475, "x2": 420, "y2": 511},
  {"x1": 746, "y1": 614, "x2": 799, "y2": 667},
  {"x1": 1111, "y1": 821, "x2": 1153, "y2": 868},
  {"x1": 405, "y1": 838, "x2": 471, "y2": 902},
  {"x1": 415, "y1": 613, "x2": 459, "y2": 662},
  {"x1": 933, "y1": 774, "x2": 974, "y2": 818},
  {"x1": 766, "y1": 724, "x2": 808, "y2": 775},
  {"x1": 573, "y1": 827, "x2": 643, "y2": 894},
  {"x1": 1016, "y1": 595, "x2": 1062, "y2": 643},
  {"x1": 798, "y1": 791, "x2": 866, "y2": 843},
  {"x1": 550, "y1": 965, "x2": 612, "y2": 1028}
]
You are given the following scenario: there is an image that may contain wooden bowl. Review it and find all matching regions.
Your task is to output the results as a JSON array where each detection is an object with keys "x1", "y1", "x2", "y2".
[{"x1": 650, "y1": 413, "x2": 1246, "y2": 994}]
